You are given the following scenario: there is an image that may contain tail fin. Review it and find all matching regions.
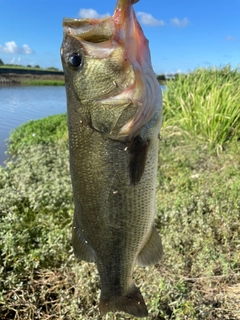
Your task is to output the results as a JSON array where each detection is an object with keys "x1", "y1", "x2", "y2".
[{"x1": 99, "y1": 284, "x2": 148, "y2": 318}]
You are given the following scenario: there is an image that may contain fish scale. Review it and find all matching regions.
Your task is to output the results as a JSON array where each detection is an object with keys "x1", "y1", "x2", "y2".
[{"x1": 61, "y1": 0, "x2": 163, "y2": 317}]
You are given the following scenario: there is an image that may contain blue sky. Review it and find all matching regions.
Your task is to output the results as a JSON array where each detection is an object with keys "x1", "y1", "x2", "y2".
[{"x1": 0, "y1": 0, "x2": 239, "y2": 74}]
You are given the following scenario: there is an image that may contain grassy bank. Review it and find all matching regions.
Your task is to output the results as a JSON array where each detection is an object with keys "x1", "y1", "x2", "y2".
[
  {"x1": 0, "y1": 67, "x2": 239, "y2": 319},
  {"x1": 0, "y1": 65, "x2": 63, "y2": 73},
  {"x1": 20, "y1": 79, "x2": 65, "y2": 86},
  {"x1": 0, "y1": 65, "x2": 64, "y2": 85}
]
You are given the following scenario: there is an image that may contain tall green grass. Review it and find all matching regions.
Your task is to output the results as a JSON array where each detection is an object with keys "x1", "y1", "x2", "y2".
[{"x1": 163, "y1": 66, "x2": 240, "y2": 150}]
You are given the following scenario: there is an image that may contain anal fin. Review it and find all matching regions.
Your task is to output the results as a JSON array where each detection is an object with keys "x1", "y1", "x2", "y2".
[
  {"x1": 72, "y1": 223, "x2": 96, "y2": 262},
  {"x1": 136, "y1": 227, "x2": 163, "y2": 266}
]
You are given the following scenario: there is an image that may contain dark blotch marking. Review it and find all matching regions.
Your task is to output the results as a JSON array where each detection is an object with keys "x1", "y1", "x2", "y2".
[{"x1": 129, "y1": 136, "x2": 150, "y2": 186}]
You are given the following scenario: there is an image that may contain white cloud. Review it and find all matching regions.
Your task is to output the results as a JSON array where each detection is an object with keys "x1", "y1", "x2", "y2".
[
  {"x1": 136, "y1": 12, "x2": 165, "y2": 26},
  {"x1": 0, "y1": 41, "x2": 18, "y2": 53},
  {"x1": 170, "y1": 18, "x2": 189, "y2": 28},
  {"x1": 22, "y1": 44, "x2": 33, "y2": 54},
  {"x1": 0, "y1": 41, "x2": 34, "y2": 54},
  {"x1": 79, "y1": 8, "x2": 110, "y2": 19}
]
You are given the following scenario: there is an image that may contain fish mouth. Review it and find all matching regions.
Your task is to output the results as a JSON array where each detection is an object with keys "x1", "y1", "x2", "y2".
[
  {"x1": 62, "y1": 17, "x2": 114, "y2": 43},
  {"x1": 62, "y1": 0, "x2": 160, "y2": 138}
]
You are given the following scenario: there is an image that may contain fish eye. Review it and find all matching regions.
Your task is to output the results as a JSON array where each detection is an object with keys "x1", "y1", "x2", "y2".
[{"x1": 67, "y1": 53, "x2": 83, "y2": 69}]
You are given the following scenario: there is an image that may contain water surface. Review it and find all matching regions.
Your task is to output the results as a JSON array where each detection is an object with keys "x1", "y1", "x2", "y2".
[{"x1": 0, "y1": 86, "x2": 66, "y2": 165}]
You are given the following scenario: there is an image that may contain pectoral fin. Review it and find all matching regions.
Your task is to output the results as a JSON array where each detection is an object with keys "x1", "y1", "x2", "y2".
[
  {"x1": 136, "y1": 227, "x2": 163, "y2": 266},
  {"x1": 72, "y1": 223, "x2": 96, "y2": 262},
  {"x1": 129, "y1": 136, "x2": 150, "y2": 185}
]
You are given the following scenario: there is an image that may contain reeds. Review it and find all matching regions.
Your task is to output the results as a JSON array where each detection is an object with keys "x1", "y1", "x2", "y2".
[{"x1": 163, "y1": 66, "x2": 240, "y2": 150}]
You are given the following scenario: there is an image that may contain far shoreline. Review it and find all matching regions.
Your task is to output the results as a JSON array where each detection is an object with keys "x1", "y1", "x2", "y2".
[
  {"x1": 0, "y1": 66, "x2": 167, "y2": 86},
  {"x1": 0, "y1": 66, "x2": 65, "y2": 85}
]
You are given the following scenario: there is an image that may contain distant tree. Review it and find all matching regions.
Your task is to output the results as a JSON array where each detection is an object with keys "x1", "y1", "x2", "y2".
[
  {"x1": 26, "y1": 64, "x2": 32, "y2": 68},
  {"x1": 6, "y1": 63, "x2": 23, "y2": 67},
  {"x1": 34, "y1": 65, "x2": 40, "y2": 68},
  {"x1": 0, "y1": 58, "x2": 4, "y2": 66},
  {"x1": 47, "y1": 67, "x2": 59, "y2": 71},
  {"x1": 157, "y1": 74, "x2": 166, "y2": 81}
]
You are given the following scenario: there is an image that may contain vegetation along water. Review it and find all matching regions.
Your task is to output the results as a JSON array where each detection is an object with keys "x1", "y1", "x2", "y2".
[
  {"x1": 0, "y1": 66, "x2": 240, "y2": 319},
  {"x1": 0, "y1": 86, "x2": 66, "y2": 165}
]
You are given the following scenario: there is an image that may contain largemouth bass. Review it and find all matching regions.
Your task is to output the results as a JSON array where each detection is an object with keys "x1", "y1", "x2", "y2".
[{"x1": 61, "y1": 0, "x2": 163, "y2": 317}]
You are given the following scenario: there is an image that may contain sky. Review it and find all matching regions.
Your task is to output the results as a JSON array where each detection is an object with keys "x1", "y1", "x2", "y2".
[{"x1": 0, "y1": 0, "x2": 239, "y2": 74}]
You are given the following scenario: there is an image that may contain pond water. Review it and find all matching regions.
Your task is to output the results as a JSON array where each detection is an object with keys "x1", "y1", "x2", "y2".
[{"x1": 0, "y1": 86, "x2": 67, "y2": 165}]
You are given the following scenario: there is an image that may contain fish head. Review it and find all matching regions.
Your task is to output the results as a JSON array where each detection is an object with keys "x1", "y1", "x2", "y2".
[{"x1": 61, "y1": 0, "x2": 161, "y2": 140}]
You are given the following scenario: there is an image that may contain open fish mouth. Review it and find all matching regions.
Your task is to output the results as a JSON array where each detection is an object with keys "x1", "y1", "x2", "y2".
[{"x1": 62, "y1": 0, "x2": 161, "y2": 138}]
